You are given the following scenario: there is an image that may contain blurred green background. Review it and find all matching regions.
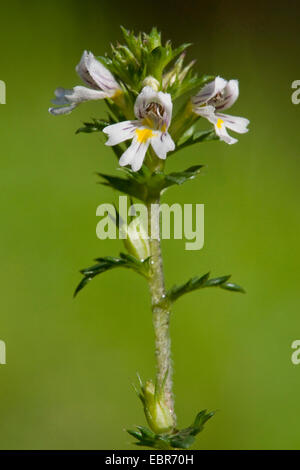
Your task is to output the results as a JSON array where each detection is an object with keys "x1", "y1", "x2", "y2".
[{"x1": 1, "y1": 0, "x2": 300, "y2": 450}]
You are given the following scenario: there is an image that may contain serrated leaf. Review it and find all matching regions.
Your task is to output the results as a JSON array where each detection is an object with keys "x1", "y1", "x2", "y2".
[
  {"x1": 173, "y1": 129, "x2": 218, "y2": 154},
  {"x1": 97, "y1": 165, "x2": 203, "y2": 202},
  {"x1": 168, "y1": 73, "x2": 214, "y2": 100},
  {"x1": 74, "y1": 253, "x2": 149, "y2": 296},
  {"x1": 169, "y1": 435, "x2": 195, "y2": 449},
  {"x1": 146, "y1": 27, "x2": 162, "y2": 51},
  {"x1": 163, "y1": 165, "x2": 204, "y2": 187},
  {"x1": 146, "y1": 45, "x2": 173, "y2": 79},
  {"x1": 167, "y1": 273, "x2": 245, "y2": 302},
  {"x1": 167, "y1": 272, "x2": 210, "y2": 302},
  {"x1": 179, "y1": 74, "x2": 214, "y2": 97},
  {"x1": 76, "y1": 119, "x2": 110, "y2": 134},
  {"x1": 120, "y1": 26, "x2": 143, "y2": 61},
  {"x1": 97, "y1": 172, "x2": 148, "y2": 200},
  {"x1": 192, "y1": 409, "x2": 215, "y2": 434}
]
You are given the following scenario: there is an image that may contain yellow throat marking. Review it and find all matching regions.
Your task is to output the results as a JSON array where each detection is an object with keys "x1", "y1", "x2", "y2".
[
  {"x1": 216, "y1": 118, "x2": 224, "y2": 129},
  {"x1": 136, "y1": 128, "x2": 154, "y2": 143},
  {"x1": 112, "y1": 89, "x2": 123, "y2": 100}
]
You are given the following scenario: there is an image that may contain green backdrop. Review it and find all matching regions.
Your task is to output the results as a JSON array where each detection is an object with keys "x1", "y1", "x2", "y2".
[{"x1": 1, "y1": 0, "x2": 300, "y2": 449}]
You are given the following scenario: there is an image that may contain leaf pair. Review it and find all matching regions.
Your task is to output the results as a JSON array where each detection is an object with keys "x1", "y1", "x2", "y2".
[{"x1": 98, "y1": 165, "x2": 204, "y2": 202}]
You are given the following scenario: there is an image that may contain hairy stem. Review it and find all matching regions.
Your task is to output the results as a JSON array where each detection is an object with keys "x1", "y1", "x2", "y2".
[{"x1": 146, "y1": 198, "x2": 176, "y2": 424}]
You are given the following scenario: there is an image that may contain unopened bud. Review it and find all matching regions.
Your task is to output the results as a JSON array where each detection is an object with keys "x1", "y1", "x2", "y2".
[
  {"x1": 142, "y1": 76, "x2": 160, "y2": 91},
  {"x1": 123, "y1": 218, "x2": 150, "y2": 261},
  {"x1": 142, "y1": 380, "x2": 174, "y2": 434}
]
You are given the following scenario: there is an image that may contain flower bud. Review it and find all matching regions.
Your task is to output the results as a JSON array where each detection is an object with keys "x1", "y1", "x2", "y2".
[
  {"x1": 141, "y1": 380, "x2": 174, "y2": 434},
  {"x1": 123, "y1": 218, "x2": 150, "y2": 261},
  {"x1": 142, "y1": 76, "x2": 160, "y2": 91}
]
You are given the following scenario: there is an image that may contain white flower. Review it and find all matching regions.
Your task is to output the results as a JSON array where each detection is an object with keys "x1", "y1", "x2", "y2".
[
  {"x1": 103, "y1": 86, "x2": 175, "y2": 172},
  {"x1": 49, "y1": 51, "x2": 122, "y2": 115},
  {"x1": 192, "y1": 76, "x2": 249, "y2": 145}
]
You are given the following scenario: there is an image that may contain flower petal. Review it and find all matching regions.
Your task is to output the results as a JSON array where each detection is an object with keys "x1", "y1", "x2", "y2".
[
  {"x1": 134, "y1": 86, "x2": 158, "y2": 119},
  {"x1": 49, "y1": 86, "x2": 107, "y2": 115},
  {"x1": 156, "y1": 91, "x2": 173, "y2": 128},
  {"x1": 215, "y1": 80, "x2": 239, "y2": 111},
  {"x1": 49, "y1": 103, "x2": 77, "y2": 115},
  {"x1": 76, "y1": 50, "x2": 120, "y2": 95},
  {"x1": 119, "y1": 138, "x2": 149, "y2": 171},
  {"x1": 212, "y1": 117, "x2": 237, "y2": 144},
  {"x1": 150, "y1": 132, "x2": 175, "y2": 160},
  {"x1": 134, "y1": 86, "x2": 173, "y2": 129},
  {"x1": 103, "y1": 121, "x2": 138, "y2": 146},
  {"x1": 51, "y1": 87, "x2": 71, "y2": 105},
  {"x1": 192, "y1": 76, "x2": 227, "y2": 106},
  {"x1": 192, "y1": 104, "x2": 215, "y2": 118},
  {"x1": 216, "y1": 113, "x2": 249, "y2": 134},
  {"x1": 215, "y1": 122, "x2": 238, "y2": 145},
  {"x1": 53, "y1": 86, "x2": 107, "y2": 105}
]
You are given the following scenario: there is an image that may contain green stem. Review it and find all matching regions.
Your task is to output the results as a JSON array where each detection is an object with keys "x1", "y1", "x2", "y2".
[{"x1": 146, "y1": 198, "x2": 176, "y2": 424}]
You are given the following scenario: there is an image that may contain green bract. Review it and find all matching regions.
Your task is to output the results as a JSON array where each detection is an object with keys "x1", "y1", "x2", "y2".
[{"x1": 99, "y1": 26, "x2": 210, "y2": 98}]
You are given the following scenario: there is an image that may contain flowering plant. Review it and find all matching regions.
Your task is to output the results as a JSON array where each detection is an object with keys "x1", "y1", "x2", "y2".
[{"x1": 49, "y1": 27, "x2": 248, "y2": 449}]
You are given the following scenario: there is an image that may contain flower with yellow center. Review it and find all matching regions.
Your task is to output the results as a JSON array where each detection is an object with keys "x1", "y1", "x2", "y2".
[
  {"x1": 49, "y1": 51, "x2": 122, "y2": 115},
  {"x1": 191, "y1": 76, "x2": 249, "y2": 145},
  {"x1": 103, "y1": 86, "x2": 175, "y2": 171}
]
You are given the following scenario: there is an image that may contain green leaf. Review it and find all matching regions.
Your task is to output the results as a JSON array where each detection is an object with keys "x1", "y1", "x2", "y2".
[
  {"x1": 76, "y1": 115, "x2": 129, "y2": 159},
  {"x1": 204, "y1": 275, "x2": 231, "y2": 287},
  {"x1": 170, "y1": 74, "x2": 214, "y2": 100},
  {"x1": 174, "y1": 128, "x2": 218, "y2": 154},
  {"x1": 97, "y1": 172, "x2": 148, "y2": 200},
  {"x1": 163, "y1": 165, "x2": 204, "y2": 187},
  {"x1": 146, "y1": 27, "x2": 162, "y2": 51},
  {"x1": 136, "y1": 426, "x2": 156, "y2": 440},
  {"x1": 75, "y1": 119, "x2": 110, "y2": 134},
  {"x1": 74, "y1": 253, "x2": 149, "y2": 297},
  {"x1": 171, "y1": 43, "x2": 192, "y2": 61},
  {"x1": 169, "y1": 434, "x2": 195, "y2": 449},
  {"x1": 98, "y1": 165, "x2": 204, "y2": 202},
  {"x1": 220, "y1": 282, "x2": 246, "y2": 293},
  {"x1": 169, "y1": 410, "x2": 215, "y2": 449},
  {"x1": 167, "y1": 272, "x2": 210, "y2": 302},
  {"x1": 120, "y1": 26, "x2": 144, "y2": 61},
  {"x1": 192, "y1": 409, "x2": 215, "y2": 434},
  {"x1": 167, "y1": 273, "x2": 245, "y2": 302},
  {"x1": 146, "y1": 45, "x2": 173, "y2": 79},
  {"x1": 127, "y1": 429, "x2": 143, "y2": 441},
  {"x1": 127, "y1": 409, "x2": 214, "y2": 450}
]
